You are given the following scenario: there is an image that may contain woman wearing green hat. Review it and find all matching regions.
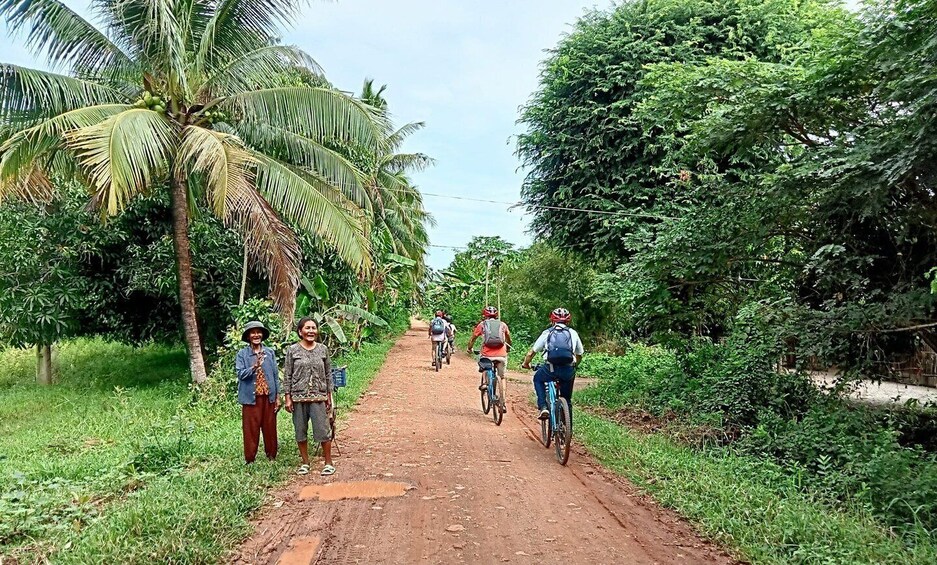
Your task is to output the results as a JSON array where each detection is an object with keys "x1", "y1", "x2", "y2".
[{"x1": 235, "y1": 321, "x2": 281, "y2": 463}]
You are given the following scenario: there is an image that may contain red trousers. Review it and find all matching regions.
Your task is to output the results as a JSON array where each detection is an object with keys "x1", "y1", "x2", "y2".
[{"x1": 242, "y1": 399, "x2": 278, "y2": 463}]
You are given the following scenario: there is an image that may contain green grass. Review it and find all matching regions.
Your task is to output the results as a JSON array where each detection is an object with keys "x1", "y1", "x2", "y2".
[
  {"x1": 575, "y1": 411, "x2": 937, "y2": 564},
  {"x1": 0, "y1": 336, "x2": 397, "y2": 564}
]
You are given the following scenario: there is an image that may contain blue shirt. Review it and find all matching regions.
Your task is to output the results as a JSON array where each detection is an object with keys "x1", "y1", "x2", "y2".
[{"x1": 235, "y1": 345, "x2": 280, "y2": 405}]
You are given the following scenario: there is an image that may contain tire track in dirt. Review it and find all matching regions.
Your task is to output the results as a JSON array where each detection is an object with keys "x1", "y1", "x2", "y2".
[{"x1": 232, "y1": 322, "x2": 737, "y2": 565}]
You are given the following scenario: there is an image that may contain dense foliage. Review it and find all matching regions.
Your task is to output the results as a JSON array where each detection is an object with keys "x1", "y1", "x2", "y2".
[
  {"x1": 517, "y1": 0, "x2": 937, "y2": 372},
  {"x1": 512, "y1": 0, "x2": 937, "y2": 550},
  {"x1": 0, "y1": 0, "x2": 430, "y2": 382}
]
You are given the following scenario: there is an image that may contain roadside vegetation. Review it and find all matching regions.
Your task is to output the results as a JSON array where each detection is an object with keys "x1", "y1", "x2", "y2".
[{"x1": 428, "y1": 1, "x2": 937, "y2": 561}]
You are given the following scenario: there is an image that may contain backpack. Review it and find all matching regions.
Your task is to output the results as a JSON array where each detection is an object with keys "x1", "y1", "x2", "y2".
[
  {"x1": 430, "y1": 317, "x2": 447, "y2": 335},
  {"x1": 546, "y1": 327, "x2": 575, "y2": 366},
  {"x1": 481, "y1": 319, "x2": 505, "y2": 347}
]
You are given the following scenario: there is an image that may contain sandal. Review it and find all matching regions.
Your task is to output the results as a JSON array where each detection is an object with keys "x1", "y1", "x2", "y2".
[
  {"x1": 321, "y1": 464, "x2": 336, "y2": 476},
  {"x1": 296, "y1": 464, "x2": 310, "y2": 475}
]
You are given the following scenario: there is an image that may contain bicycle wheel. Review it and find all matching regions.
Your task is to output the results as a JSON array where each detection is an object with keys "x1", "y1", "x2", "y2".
[
  {"x1": 481, "y1": 375, "x2": 491, "y2": 414},
  {"x1": 446, "y1": 345, "x2": 452, "y2": 365},
  {"x1": 491, "y1": 378, "x2": 503, "y2": 426},
  {"x1": 540, "y1": 406, "x2": 552, "y2": 448},
  {"x1": 553, "y1": 397, "x2": 572, "y2": 465},
  {"x1": 435, "y1": 345, "x2": 441, "y2": 372}
]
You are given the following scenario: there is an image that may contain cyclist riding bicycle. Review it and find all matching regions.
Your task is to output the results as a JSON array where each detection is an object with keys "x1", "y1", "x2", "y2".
[
  {"x1": 467, "y1": 306, "x2": 512, "y2": 411},
  {"x1": 443, "y1": 313, "x2": 456, "y2": 354},
  {"x1": 522, "y1": 308, "x2": 584, "y2": 423},
  {"x1": 428, "y1": 310, "x2": 449, "y2": 365}
]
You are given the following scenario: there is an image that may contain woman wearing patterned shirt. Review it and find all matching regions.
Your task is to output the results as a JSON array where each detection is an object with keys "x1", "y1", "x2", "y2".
[
  {"x1": 235, "y1": 321, "x2": 281, "y2": 464},
  {"x1": 284, "y1": 317, "x2": 335, "y2": 476}
]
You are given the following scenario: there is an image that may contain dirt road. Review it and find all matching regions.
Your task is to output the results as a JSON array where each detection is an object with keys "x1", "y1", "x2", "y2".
[{"x1": 233, "y1": 323, "x2": 735, "y2": 565}]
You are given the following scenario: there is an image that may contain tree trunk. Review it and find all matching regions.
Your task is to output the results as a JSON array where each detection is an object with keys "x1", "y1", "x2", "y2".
[
  {"x1": 239, "y1": 241, "x2": 249, "y2": 305},
  {"x1": 170, "y1": 173, "x2": 208, "y2": 384},
  {"x1": 36, "y1": 343, "x2": 52, "y2": 385}
]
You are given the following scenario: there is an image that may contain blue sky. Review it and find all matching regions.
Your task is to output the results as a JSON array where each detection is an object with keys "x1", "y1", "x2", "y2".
[{"x1": 0, "y1": 0, "x2": 602, "y2": 270}]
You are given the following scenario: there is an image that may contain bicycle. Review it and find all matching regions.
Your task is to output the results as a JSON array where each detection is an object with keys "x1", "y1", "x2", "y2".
[
  {"x1": 433, "y1": 340, "x2": 445, "y2": 372},
  {"x1": 531, "y1": 364, "x2": 572, "y2": 465},
  {"x1": 444, "y1": 338, "x2": 453, "y2": 365},
  {"x1": 474, "y1": 350, "x2": 503, "y2": 426}
]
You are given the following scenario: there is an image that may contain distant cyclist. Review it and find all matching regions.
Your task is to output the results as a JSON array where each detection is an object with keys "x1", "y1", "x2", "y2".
[
  {"x1": 443, "y1": 313, "x2": 456, "y2": 355},
  {"x1": 522, "y1": 308, "x2": 584, "y2": 423},
  {"x1": 428, "y1": 310, "x2": 449, "y2": 366},
  {"x1": 467, "y1": 306, "x2": 512, "y2": 411}
]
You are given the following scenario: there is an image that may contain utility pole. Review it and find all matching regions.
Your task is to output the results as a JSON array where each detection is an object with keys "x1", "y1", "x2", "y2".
[{"x1": 485, "y1": 258, "x2": 491, "y2": 306}]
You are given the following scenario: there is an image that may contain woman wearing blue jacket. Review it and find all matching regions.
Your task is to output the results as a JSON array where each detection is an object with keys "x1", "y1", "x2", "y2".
[{"x1": 235, "y1": 321, "x2": 281, "y2": 463}]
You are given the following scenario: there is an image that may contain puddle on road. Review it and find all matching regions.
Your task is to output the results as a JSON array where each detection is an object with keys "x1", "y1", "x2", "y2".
[{"x1": 298, "y1": 480, "x2": 410, "y2": 501}]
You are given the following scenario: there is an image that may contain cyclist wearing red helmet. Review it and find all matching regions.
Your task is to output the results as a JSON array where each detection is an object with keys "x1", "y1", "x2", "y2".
[
  {"x1": 467, "y1": 306, "x2": 512, "y2": 411},
  {"x1": 522, "y1": 308, "x2": 584, "y2": 423}
]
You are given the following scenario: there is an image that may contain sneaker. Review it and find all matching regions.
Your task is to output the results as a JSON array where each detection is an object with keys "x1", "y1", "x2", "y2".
[{"x1": 538, "y1": 409, "x2": 549, "y2": 420}]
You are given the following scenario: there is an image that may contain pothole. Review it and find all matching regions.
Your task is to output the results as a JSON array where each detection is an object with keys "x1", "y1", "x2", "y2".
[{"x1": 298, "y1": 480, "x2": 411, "y2": 501}]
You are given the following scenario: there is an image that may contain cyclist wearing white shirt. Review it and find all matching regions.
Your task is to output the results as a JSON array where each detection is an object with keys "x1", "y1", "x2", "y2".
[{"x1": 522, "y1": 308, "x2": 584, "y2": 424}]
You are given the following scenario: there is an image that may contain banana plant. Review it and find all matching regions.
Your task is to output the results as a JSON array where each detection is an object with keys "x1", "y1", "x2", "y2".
[{"x1": 295, "y1": 274, "x2": 386, "y2": 350}]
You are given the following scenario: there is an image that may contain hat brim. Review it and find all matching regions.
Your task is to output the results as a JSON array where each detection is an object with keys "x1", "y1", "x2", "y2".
[{"x1": 241, "y1": 327, "x2": 270, "y2": 343}]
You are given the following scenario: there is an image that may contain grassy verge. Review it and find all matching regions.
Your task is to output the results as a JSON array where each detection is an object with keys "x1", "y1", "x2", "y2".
[
  {"x1": 575, "y1": 410, "x2": 937, "y2": 564},
  {"x1": 0, "y1": 336, "x2": 397, "y2": 564}
]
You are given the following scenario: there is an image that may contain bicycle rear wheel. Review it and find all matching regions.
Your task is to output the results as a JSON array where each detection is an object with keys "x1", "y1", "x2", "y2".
[
  {"x1": 491, "y1": 378, "x2": 503, "y2": 426},
  {"x1": 481, "y1": 375, "x2": 491, "y2": 414},
  {"x1": 446, "y1": 346, "x2": 452, "y2": 365},
  {"x1": 540, "y1": 409, "x2": 551, "y2": 448},
  {"x1": 435, "y1": 345, "x2": 441, "y2": 372},
  {"x1": 553, "y1": 397, "x2": 572, "y2": 465}
]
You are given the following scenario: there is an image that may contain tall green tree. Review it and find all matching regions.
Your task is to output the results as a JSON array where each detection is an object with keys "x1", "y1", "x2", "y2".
[
  {"x1": 0, "y1": 0, "x2": 386, "y2": 382},
  {"x1": 516, "y1": 0, "x2": 846, "y2": 263}
]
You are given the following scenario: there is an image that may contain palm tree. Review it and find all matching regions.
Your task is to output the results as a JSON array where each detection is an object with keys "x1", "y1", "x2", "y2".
[
  {"x1": 0, "y1": 0, "x2": 384, "y2": 383},
  {"x1": 357, "y1": 80, "x2": 434, "y2": 284}
]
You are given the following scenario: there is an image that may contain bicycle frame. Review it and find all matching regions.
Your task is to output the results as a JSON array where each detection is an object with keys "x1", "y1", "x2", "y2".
[
  {"x1": 545, "y1": 377, "x2": 559, "y2": 432},
  {"x1": 486, "y1": 365, "x2": 497, "y2": 404}
]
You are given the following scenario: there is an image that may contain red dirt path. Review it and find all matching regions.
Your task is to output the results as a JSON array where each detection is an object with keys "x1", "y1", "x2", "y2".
[{"x1": 232, "y1": 322, "x2": 736, "y2": 565}]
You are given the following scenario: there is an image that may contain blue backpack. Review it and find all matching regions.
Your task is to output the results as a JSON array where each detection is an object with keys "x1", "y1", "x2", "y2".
[
  {"x1": 546, "y1": 327, "x2": 575, "y2": 366},
  {"x1": 430, "y1": 317, "x2": 447, "y2": 335}
]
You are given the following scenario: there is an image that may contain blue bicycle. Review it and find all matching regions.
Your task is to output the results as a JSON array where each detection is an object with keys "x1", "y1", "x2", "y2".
[
  {"x1": 531, "y1": 364, "x2": 572, "y2": 465},
  {"x1": 474, "y1": 351, "x2": 504, "y2": 426}
]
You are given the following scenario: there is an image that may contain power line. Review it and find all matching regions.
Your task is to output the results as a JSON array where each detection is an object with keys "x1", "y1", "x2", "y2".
[{"x1": 411, "y1": 190, "x2": 673, "y2": 220}]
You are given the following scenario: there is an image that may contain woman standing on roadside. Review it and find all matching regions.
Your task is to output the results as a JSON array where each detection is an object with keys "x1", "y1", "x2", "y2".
[
  {"x1": 284, "y1": 317, "x2": 335, "y2": 476},
  {"x1": 235, "y1": 321, "x2": 281, "y2": 464}
]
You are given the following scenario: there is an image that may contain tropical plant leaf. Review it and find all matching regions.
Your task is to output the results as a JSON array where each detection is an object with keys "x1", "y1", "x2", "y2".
[
  {"x1": 295, "y1": 291, "x2": 311, "y2": 317},
  {"x1": 198, "y1": 44, "x2": 323, "y2": 97},
  {"x1": 0, "y1": 65, "x2": 125, "y2": 123},
  {"x1": 0, "y1": 0, "x2": 133, "y2": 75},
  {"x1": 65, "y1": 108, "x2": 175, "y2": 215},
  {"x1": 252, "y1": 152, "x2": 371, "y2": 270},
  {"x1": 0, "y1": 104, "x2": 127, "y2": 197},
  {"x1": 331, "y1": 303, "x2": 387, "y2": 326},
  {"x1": 236, "y1": 121, "x2": 369, "y2": 208},
  {"x1": 312, "y1": 274, "x2": 329, "y2": 302},
  {"x1": 196, "y1": 0, "x2": 303, "y2": 71},
  {"x1": 324, "y1": 315, "x2": 347, "y2": 343},
  {"x1": 177, "y1": 125, "x2": 255, "y2": 217},
  {"x1": 385, "y1": 253, "x2": 417, "y2": 267},
  {"x1": 98, "y1": 0, "x2": 189, "y2": 93},
  {"x1": 219, "y1": 153, "x2": 302, "y2": 321},
  {"x1": 226, "y1": 86, "x2": 388, "y2": 152}
]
